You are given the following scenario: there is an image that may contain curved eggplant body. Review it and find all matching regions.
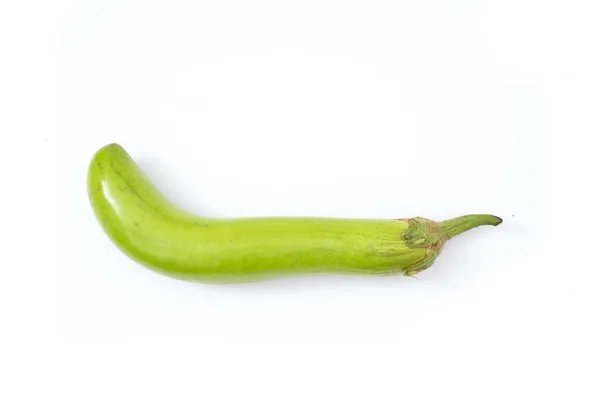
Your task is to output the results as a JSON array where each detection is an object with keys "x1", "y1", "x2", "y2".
[{"x1": 88, "y1": 144, "x2": 429, "y2": 283}]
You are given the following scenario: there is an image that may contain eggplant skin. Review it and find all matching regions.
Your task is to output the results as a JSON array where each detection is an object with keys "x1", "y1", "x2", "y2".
[{"x1": 88, "y1": 144, "x2": 427, "y2": 283}]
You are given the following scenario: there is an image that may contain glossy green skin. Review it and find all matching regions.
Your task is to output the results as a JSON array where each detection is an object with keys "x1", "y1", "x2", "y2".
[{"x1": 88, "y1": 144, "x2": 427, "y2": 283}]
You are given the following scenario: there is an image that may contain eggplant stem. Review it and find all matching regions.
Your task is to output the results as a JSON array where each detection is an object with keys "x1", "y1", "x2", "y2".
[{"x1": 439, "y1": 214, "x2": 503, "y2": 240}]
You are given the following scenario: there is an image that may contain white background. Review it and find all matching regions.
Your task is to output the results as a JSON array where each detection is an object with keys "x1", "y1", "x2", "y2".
[{"x1": 1, "y1": 1, "x2": 599, "y2": 399}]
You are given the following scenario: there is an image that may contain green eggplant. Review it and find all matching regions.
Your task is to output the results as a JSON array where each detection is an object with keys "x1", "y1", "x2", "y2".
[{"x1": 88, "y1": 144, "x2": 502, "y2": 283}]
